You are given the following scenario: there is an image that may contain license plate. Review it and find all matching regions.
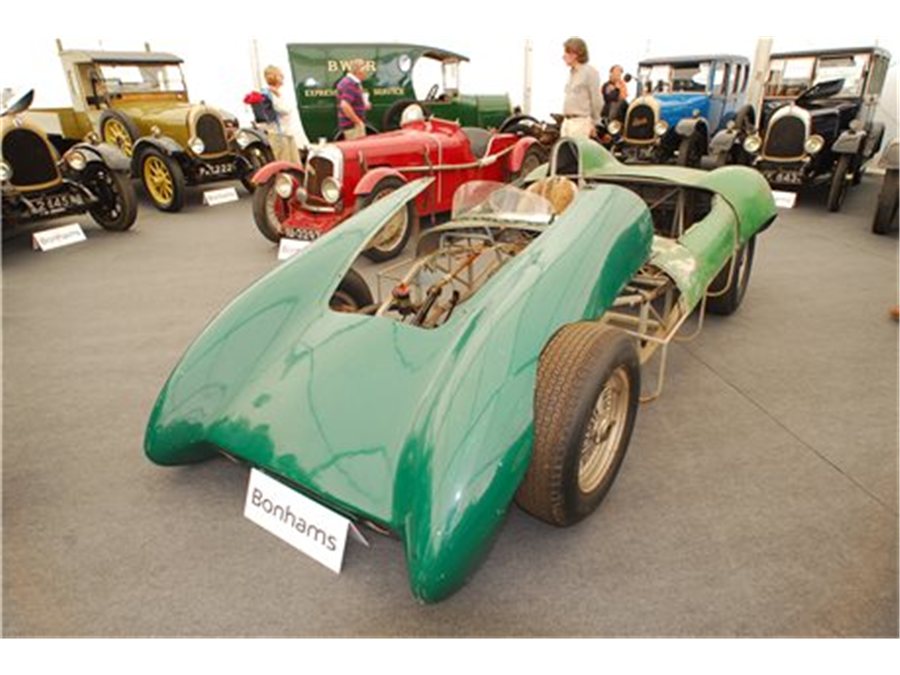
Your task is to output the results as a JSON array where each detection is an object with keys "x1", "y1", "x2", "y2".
[
  {"x1": 33, "y1": 192, "x2": 82, "y2": 211},
  {"x1": 763, "y1": 169, "x2": 803, "y2": 186},
  {"x1": 199, "y1": 161, "x2": 237, "y2": 178}
]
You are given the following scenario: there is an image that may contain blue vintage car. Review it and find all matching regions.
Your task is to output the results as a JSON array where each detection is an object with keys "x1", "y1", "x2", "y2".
[{"x1": 607, "y1": 54, "x2": 753, "y2": 167}]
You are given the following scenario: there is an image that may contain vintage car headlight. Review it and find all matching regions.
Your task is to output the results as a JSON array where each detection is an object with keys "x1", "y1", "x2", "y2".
[
  {"x1": 321, "y1": 177, "x2": 341, "y2": 204},
  {"x1": 0, "y1": 160, "x2": 12, "y2": 182},
  {"x1": 66, "y1": 151, "x2": 87, "y2": 171},
  {"x1": 743, "y1": 134, "x2": 762, "y2": 154},
  {"x1": 236, "y1": 131, "x2": 252, "y2": 149},
  {"x1": 804, "y1": 134, "x2": 825, "y2": 155},
  {"x1": 274, "y1": 173, "x2": 295, "y2": 199},
  {"x1": 188, "y1": 137, "x2": 205, "y2": 154},
  {"x1": 654, "y1": 120, "x2": 668, "y2": 136},
  {"x1": 607, "y1": 120, "x2": 622, "y2": 135}
]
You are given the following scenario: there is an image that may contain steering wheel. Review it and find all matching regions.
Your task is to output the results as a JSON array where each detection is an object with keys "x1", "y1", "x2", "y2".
[{"x1": 425, "y1": 84, "x2": 440, "y2": 101}]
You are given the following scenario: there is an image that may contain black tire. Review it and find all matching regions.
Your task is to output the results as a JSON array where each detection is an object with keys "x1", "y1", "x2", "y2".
[
  {"x1": 676, "y1": 132, "x2": 705, "y2": 168},
  {"x1": 516, "y1": 323, "x2": 640, "y2": 527},
  {"x1": 357, "y1": 176, "x2": 417, "y2": 262},
  {"x1": 706, "y1": 235, "x2": 757, "y2": 315},
  {"x1": 240, "y1": 144, "x2": 274, "y2": 194},
  {"x1": 84, "y1": 165, "x2": 138, "y2": 231},
  {"x1": 251, "y1": 176, "x2": 290, "y2": 243},
  {"x1": 513, "y1": 145, "x2": 547, "y2": 182},
  {"x1": 98, "y1": 110, "x2": 140, "y2": 158},
  {"x1": 382, "y1": 99, "x2": 429, "y2": 131},
  {"x1": 330, "y1": 268, "x2": 374, "y2": 312},
  {"x1": 827, "y1": 154, "x2": 852, "y2": 213},
  {"x1": 872, "y1": 170, "x2": 899, "y2": 235},
  {"x1": 138, "y1": 148, "x2": 186, "y2": 212},
  {"x1": 499, "y1": 114, "x2": 542, "y2": 135}
]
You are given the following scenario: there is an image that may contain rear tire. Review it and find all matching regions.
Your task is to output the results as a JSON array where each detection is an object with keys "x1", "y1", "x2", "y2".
[
  {"x1": 240, "y1": 144, "x2": 274, "y2": 194},
  {"x1": 827, "y1": 154, "x2": 852, "y2": 212},
  {"x1": 516, "y1": 323, "x2": 640, "y2": 527},
  {"x1": 330, "y1": 268, "x2": 374, "y2": 312},
  {"x1": 706, "y1": 236, "x2": 757, "y2": 316},
  {"x1": 872, "y1": 169, "x2": 899, "y2": 235},
  {"x1": 99, "y1": 111, "x2": 139, "y2": 158},
  {"x1": 514, "y1": 145, "x2": 547, "y2": 182}
]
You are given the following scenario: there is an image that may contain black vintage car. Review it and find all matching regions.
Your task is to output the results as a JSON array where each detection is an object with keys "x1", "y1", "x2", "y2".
[
  {"x1": 1, "y1": 90, "x2": 137, "y2": 236},
  {"x1": 737, "y1": 47, "x2": 890, "y2": 211}
]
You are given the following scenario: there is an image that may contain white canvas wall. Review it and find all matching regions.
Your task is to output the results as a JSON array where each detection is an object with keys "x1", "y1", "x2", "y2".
[{"x1": 1, "y1": 5, "x2": 896, "y2": 148}]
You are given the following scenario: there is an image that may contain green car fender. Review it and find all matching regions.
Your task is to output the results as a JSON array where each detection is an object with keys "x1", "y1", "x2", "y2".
[
  {"x1": 145, "y1": 176, "x2": 654, "y2": 602},
  {"x1": 542, "y1": 139, "x2": 776, "y2": 313}
]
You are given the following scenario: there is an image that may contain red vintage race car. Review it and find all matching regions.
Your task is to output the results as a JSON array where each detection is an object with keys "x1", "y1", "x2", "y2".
[{"x1": 251, "y1": 112, "x2": 545, "y2": 261}]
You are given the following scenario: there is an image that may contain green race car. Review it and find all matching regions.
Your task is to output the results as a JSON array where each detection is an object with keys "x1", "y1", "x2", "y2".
[{"x1": 145, "y1": 139, "x2": 776, "y2": 602}]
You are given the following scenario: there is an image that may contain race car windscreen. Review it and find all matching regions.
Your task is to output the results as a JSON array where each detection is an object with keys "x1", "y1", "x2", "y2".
[{"x1": 451, "y1": 181, "x2": 554, "y2": 224}]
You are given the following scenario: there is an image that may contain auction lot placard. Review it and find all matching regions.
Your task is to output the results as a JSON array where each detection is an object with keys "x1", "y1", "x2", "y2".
[{"x1": 243, "y1": 468, "x2": 350, "y2": 573}]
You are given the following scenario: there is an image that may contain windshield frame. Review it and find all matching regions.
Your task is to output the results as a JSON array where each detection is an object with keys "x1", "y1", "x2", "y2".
[
  {"x1": 95, "y1": 62, "x2": 188, "y2": 97},
  {"x1": 451, "y1": 181, "x2": 555, "y2": 225},
  {"x1": 638, "y1": 62, "x2": 712, "y2": 95},
  {"x1": 765, "y1": 52, "x2": 872, "y2": 100}
]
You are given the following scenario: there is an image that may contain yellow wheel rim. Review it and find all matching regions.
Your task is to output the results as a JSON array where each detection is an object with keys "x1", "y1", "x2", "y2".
[
  {"x1": 102, "y1": 119, "x2": 134, "y2": 157},
  {"x1": 143, "y1": 156, "x2": 174, "y2": 205}
]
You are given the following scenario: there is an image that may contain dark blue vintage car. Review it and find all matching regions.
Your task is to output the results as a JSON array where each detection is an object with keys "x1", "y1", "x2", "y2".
[{"x1": 607, "y1": 54, "x2": 753, "y2": 167}]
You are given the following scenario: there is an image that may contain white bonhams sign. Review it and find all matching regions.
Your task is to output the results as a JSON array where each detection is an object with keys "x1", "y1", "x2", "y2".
[
  {"x1": 243, "y1": 468, "x2": 352, "y2": 573},
  {"x1": 772, "y1": 190, "x2": 797, "y2": 209},
  {"x1": 202, "y1": 187, "x2": 239, "y2": 206},
  {"x1": 32, "y1": 223, "x2": 87, "y2": 251},
  {"x1": 277, "y1": 238, "x2": 311, "y2": 261}
]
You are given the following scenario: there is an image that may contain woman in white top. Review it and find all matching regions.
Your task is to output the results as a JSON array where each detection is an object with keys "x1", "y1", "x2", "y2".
[{"x1": 262, "y1": 65, "x2": 309, "y2": 157}]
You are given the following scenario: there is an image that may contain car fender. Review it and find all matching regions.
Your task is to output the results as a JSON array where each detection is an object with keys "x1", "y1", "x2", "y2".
[
  {"x1": 397, "y1": 186, "x2": 652, "y2": 602},
  {"x1": 709, "y1": 128, "x2": 739, "y2": 155},
  {"x1": 675, "y1": 117, "x2": 708, "y2": 141},
  {"x1": 131, "y1": 136, "x2": 183, "y2": 172},
  {"x1": 354, "y1": 167, "x2": 407, "y2": 196},
  {"x1": 863, "y1": 121, "x2": 885, "y2": 159},
  {"x1": 251, "y1": 159, "x2": 304, "y2": 185},
  {"x1": 237, "y1": 127, "x2": 270, "y2": 150},
  {"x1": 71, "y1": 141, "x2": 131, "y2": 172},
  {"x1": 508, "y1": 136, "x2": 540, "y2": 173},
  {"x1": 832, "y1": 130, "x2": 866, "y2": 155}
]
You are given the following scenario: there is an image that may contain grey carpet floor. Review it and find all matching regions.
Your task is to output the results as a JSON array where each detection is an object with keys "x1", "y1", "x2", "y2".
[{"x1": 2, "y1": 175, "x2": 897, "y2": 636}]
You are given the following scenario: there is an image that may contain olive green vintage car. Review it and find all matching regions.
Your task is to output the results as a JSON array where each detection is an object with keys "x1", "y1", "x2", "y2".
[
  {"x1": 27, "y1": 46, "x2": 273, "y2": 212},
  {"x1": 146, "y1": 139, "x2": 777, "y2": 602},
  {"x1": 287, "y1": 43, "x2": 514, "y2": 141}
]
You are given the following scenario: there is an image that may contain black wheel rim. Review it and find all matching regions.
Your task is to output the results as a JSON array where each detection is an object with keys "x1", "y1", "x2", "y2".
[{"x1": 86, "y1": 167, "x2": 124, "y2": 223}]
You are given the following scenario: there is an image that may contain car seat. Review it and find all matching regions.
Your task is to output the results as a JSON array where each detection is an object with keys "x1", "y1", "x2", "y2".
[{"x1": 526, "y1": 176, "x2": 578, "y2": 215}]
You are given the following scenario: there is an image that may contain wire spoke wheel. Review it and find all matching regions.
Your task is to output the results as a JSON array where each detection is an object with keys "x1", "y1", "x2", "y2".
[{"x1": 578, "y1": 367, "x2": 631, "y2": 493}]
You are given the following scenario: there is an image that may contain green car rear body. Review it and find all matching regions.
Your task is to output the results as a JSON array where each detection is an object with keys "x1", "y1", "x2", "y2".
[{"x1": 145, "y1": 142, "x2": 775, "y2": 602}]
